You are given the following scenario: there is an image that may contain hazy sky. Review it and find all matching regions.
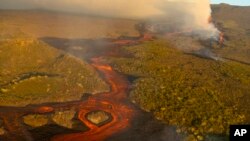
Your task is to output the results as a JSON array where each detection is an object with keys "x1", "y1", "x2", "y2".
[
  {"x1": 211, "y1": 0, "x2": 250, "y2": 6},
  {"x1": 0, "y1": 1, "x2": 249, "y2": 10},
  {"x1": 0, "y1": 0, "x2": 221, "y2": 39}
]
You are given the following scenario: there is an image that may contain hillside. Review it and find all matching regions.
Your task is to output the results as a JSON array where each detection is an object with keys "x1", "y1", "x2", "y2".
[
  {"x1": 212, "y1": 4, "x2": 250, "y2": 64},
  {"x1": 0, "y1": 10, "x2": 139, "y2": 39},
  {"x1": 106, "y1": 4, "x2": 250, "y2": 140},
  {"x1": 0, "y1": 4, "x2": 250, "y2": 140},
  {"x1": 212, "y1": 4, "x2": 250, "y2": 29},
  {"x1": 0, "y1": 25, "x2": 109, "y2": 106},
  {"x1": 107, "y1": 39, "x2": 250, "y2": 140},
  {"x1": 0, "y1": 10, "x2": 141, "y2": 107}
]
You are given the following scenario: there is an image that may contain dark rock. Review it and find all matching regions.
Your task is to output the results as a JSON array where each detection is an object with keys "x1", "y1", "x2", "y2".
[{"x1": 0, "y1": 119, "x2": 3, "y2": 127}]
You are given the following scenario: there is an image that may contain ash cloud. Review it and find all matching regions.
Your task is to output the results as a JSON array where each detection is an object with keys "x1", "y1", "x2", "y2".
[{"x1": 0, "y1": 0, "x2": 220, "y2": 39}]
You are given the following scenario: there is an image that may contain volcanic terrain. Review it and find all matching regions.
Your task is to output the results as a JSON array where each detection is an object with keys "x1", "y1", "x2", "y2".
[{"x1": 0, "y1": 3, "x2": 250, "y2": 141}]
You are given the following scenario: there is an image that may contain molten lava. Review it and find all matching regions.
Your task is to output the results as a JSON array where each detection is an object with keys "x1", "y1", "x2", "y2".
[
  {"x1": 207, "y1": 16, "x2": 224, "y2": 45},
  {"x1": 51, "y1": 38, "x2": 144, "y2": 141},
  {"x1": 35, "y1": 106, "x2": 54, "y2": 114},
  {"x1": 219, "y1": 32, "x2": 224, "y2": 45},
  {"x1": 0, "y1": 35, "x2": 152, "y2": 141}
]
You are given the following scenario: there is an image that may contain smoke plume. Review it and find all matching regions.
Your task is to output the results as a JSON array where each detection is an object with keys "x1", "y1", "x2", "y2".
[{"x1": 0, "y1": 0, "x2": 220, "y2": 39}]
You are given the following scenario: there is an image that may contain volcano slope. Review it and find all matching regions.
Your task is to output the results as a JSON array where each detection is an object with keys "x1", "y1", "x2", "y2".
[
  {"x1": 0, "y1": 10, "x2": 139, "y2": 39},
  {"x1": 107, "y1": 4, "x2": 250, "y2": 140},
  {"x1": 107, "y1": 39, "x2": 250, "y2": 140},
  {"x1": 212, "y1": 4, "x2": 250, "y2": 64},
  {"x1": 106, "y1": 4, "x2": 250, "y2": 140},
  {"x1": 0, "y1": 9, "x2": 140, "y2": 106},
  {"x1": 0, "y1": 26, "x2": 109, "y2": 106},
  {"x1": 0, "y1": 10, "x2": 170, "y2": 141},
  {"x1": 0, "y1": 5, "x2": 250, "y2": 141}
]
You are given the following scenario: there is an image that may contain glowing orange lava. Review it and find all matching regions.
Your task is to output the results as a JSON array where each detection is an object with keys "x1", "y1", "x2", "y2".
[
  {"x1": 0, "y1": 36, "x2": 151, "y2": 141},
  {"x1": 35, "y1": 106, "x2": 54, "y2": 114},
  {"x1": 219, "y1": 32, "x2": 224, "y2": 45},
  {"x1": 50, "y1": 38, "x2": 152, "y2": 141}
]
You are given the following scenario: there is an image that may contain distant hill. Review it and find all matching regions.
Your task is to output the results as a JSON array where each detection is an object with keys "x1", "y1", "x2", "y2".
[
  {"x1": 0, "y1": 9, "x2": 140, "y2": 106},
  {"x1": 212, "y1": 4, "x2": 250, "y2": 64},
  {"x1": 0, "y1": 10, "x2": 139, "y2": 39},
  {"x1": 106, "y1": 5, "x2": 250, "y2": 140},
  {"x1": 212, "y1": 4, "x2": 250, "y2": 29}
]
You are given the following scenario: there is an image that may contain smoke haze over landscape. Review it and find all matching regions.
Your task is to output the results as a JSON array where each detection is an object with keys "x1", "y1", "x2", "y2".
[
  {"x1": 0, "y1": 0, "x2": 220, "y2": 38},
  {"x1": 1, "y1": 1, "x2": 250, "y2": 141}
]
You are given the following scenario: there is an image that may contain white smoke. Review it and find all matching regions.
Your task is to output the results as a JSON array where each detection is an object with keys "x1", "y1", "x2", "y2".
[{"x1": 0, "y1": 0, "x2": 220, "y2": 39}]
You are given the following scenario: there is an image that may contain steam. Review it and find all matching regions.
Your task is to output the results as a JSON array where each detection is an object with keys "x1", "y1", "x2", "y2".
[{"x1": 0, "y1": 0, "x2": 220, "y2": 39}]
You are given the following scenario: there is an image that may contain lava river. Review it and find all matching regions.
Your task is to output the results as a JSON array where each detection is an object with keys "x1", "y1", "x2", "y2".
[
  {"x1": 51, "y1": 57, "x2": 135, "y2": 141},
  {"x1": 0, "y1": 36, "x2": 152, "y2": 141}
]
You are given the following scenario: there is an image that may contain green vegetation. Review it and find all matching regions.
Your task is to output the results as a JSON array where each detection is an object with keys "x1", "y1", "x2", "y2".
[
  {"x1": 108, "y1": 40, "x2": 250, "y2": 140},
  {"x1": 23, "y1": 109, "x2": 79, "y2": 129},
  {"x1": 0, "y1": 26, "x2": 109, "y2": 106},
  {"x1": 52, "y1": 109, "x2": 76, "y2": 128},
  {"x1": 23, "y1": 114, "x2": 49, "y2": 128},
  {"x1": 1, "y1": 5, "x2": 250, "y2": 140},
  {"x1": 86, "y1": 110, "x2": 112, "y2": 126}
]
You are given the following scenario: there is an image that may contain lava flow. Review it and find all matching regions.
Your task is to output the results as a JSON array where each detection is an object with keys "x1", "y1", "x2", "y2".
[
  {"x1": 51, "y1": 36, "x2": 152, "y2": 141},
  {"x1": 51, "y1": 57, "x2": 135, "y2": 141},
  {"x1": 0, "y1": 35, "x2": 152, "y2": 141}
]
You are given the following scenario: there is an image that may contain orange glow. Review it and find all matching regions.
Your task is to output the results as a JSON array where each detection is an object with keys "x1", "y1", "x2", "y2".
[
  {"x1": 51, "y1": 37, "x2": 148, "y2": 141},
  {"x1": 51, "y1": 59, "x2": 134, "y2": 141},
  {"x1": 36, "y1": 106, "x2": 54, "y2": 113},
  {"x1": 93, "y1": 64, "x2": 113, "y2": 71},
  {"x1": 0, "y1": 36, "x2": 149, "y2": 141},
  {"x1": 142, "y1": 33, "x2": 153, "y2": 40},
  {"x1": 219, "y1": 32, "x2": 224, "y2": 45}
]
